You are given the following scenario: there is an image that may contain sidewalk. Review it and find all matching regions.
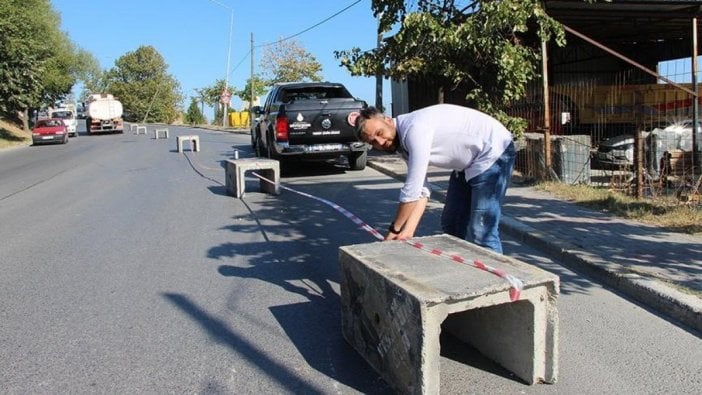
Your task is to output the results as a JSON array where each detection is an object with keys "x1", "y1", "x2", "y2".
[{"x1": 366, "y1": 152, "x2": 702, "y2": 333}]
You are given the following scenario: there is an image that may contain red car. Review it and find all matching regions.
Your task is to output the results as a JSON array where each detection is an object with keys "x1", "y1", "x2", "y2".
[{"x1": 32, "y1": 118, "x2": 69, "y2": 145}]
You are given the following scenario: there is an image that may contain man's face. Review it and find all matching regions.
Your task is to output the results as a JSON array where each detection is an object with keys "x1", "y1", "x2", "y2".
[{"x1": 359, "y1": 116, "x2": 397, "y2": 152}]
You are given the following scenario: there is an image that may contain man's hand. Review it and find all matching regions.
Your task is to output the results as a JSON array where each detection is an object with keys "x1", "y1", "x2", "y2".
[
  {"x1": 383, "y1": 198, "x2": 427, "y2": 241},
  {"x1": 385, "y1": 228, "x2": 412, "y2": 240}
]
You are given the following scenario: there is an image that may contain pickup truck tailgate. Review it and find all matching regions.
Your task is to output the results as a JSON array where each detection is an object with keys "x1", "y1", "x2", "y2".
[{"x1": 285, "y1": 99, "x2": 360, "y2": 144}]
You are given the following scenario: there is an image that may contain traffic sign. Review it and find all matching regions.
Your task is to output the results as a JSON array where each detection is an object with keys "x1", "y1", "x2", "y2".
[{"x1": 220, "y1": 89, "x2": 232, "y2": 105}]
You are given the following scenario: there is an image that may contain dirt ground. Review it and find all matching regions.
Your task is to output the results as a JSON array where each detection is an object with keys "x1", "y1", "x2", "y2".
[{"x1": 0, "y1": 119, "x2": 31, "y2": 149}]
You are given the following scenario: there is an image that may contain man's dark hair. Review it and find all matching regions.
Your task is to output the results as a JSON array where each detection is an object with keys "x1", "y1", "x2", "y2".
[{"x1": 353, "y1": 106, "x2": 385, "y2": 141}]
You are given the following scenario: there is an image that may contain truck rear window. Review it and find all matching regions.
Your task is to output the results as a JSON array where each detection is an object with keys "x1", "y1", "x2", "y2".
[
  {"x1": 38, "y1": 120, "x2": 63, "y2": 127},
  {"x1": 51, "y1": 111, "x2": 73, "y2": 119},
  {"x1": 279, "y1": 87, "x2": 352, "y2": 102}
]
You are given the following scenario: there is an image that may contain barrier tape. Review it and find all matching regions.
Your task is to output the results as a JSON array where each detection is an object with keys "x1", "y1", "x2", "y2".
[
  {"x1": 403, "y1": 240, "x2": 523, "y2": 301},
  {"x1": 249, "y1": 170, "x2": 523, "y2": 301}
]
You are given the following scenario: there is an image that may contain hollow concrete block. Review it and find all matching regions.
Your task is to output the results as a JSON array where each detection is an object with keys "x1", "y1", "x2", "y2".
[
  {"x1": 154, "y1": 128, "x2": 169, "y2": 139},
  {"x1": 225, "y1": 158, "x2": 280, "y2": 198},
  {"x1": 177, "y1": 135, "x2": 199, "y2": 153},
  {"x1": 339, "y1": 234, "x2": 559, "y2": 394}
]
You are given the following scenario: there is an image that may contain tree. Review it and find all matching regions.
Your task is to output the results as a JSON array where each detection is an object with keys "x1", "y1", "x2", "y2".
[
  {"x1": 236, "y1": 74, "x2": 269, "y2": 109},
  {"x1": 184, "y1": 97, "x2": 206, "y2": 125},
  {"x1": 334, "y1": 0, "x2": 566, "y2": 133},
  {"x1": 104, "y1": 46, "x2": 183, "y2": 123},
  {"x1": 197, "y1": 79, "x2": 235, "y2": 126},
  {"x1": 40, "y1": 35, "x2": 80, "y2": 105},
  {"x1": 0, "y1": 0, "x2": 49, "y2": 122},
  {"x1": 192, "y1": 88, "x2": 209, "y2": 119},
  {"x1": 260, "y1": 38, "x2": 323, "y2": 84},
  {"x1": 0, "y1": 0, "x2": 101, "y2": 129},
  {"x1": 77, "y1": 49, "x2": 105, "y2": 102}
]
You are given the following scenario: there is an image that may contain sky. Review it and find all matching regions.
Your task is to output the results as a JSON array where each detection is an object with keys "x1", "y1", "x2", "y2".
[{"x1": 51, "y1": 0, "x2": 390, "y2": 117}]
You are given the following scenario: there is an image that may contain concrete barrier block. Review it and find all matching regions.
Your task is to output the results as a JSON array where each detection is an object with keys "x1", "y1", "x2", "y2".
[
  {"x1": 176, "y1": 135, "x2": 200, "y2": 153},
  {"x1": 340, "y1": 234, "x2": 559, "y2": 393},
  {"x1": 154, "y1": 128, "x2": 169, "y2": 139},
  {"x1": 225, "y1": 158, "x2": 280, "y2": 198},
  {"x1": 135, "y1": 126, "x2": 147, "y2": 135}
]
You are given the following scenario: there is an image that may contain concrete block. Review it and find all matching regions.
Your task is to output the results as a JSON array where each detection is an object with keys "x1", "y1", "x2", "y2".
[
  {"x1": 130, "y1": 124, "x2": 138, "y2": 133},
  {"x1": 339, "y1": 234, "x2": 559, "y2": 393},
  {"x1": 135, "y1": 125, "x2": 147, "y2": 135},
  {"x1": 225, "y1": 158, "x2": 280, "y2": 198},
  {"x1": 177, "y1": 135, "x2": 200, "y2": 153},
  {"x1": 154, "y1": 128, "x2": 169, "y2": 139}
]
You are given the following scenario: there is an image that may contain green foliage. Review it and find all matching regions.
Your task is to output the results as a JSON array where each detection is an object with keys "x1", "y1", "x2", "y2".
[
  {"x1": 104, "y1": 46, "x2": 183, "y2": 123},
  {"x1": 184, "y1": 98, "x2": 206, "y2": 125},
  {"x1": 260, "y1": 38, "x2": 323, "y2": 83},
  {"x1": 40, "y1": 36, "x2": 78, "y2": 104},
  {"x1": 198, "y1": 79, "x2": 236, "y2": 107},
  {"x1": 236, "y1": 74, "x2": 269, "y2": 108},
  {"x1": 0, "y1": 0, "x2": 101, "y2": 125},
  {"x1": 335, "y1": 0, "x2": 567, "y2": 134},
  {"x1": 76, "y1": 49, "x2": 104, "y2": 102},
  {"x1": 0, "y1": 0, "x2": 56, "y2": 118},
  {"x1": 195, "y1": 79, "x2": 236, "y2": 125}
]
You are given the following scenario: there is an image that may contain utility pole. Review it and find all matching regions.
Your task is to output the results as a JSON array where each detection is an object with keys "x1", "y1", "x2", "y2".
[
  {"x1": 143, "y1": 82, "x2": 161, "y2": 124},
  {"x1": 375, "y1": 13, "x2": 383, "y2": 111},
  {"x1": 209, "y1": 0, "x2": 234, "y2": 127},
  {"x1": 692, "y1": 18, "x2": 699, "y2": 175},
  {"x1": 250, "y1": 32, "x2": 255, "y2": 129},
  {"x1": 541, "y1": 39, "x2": 553, "y2": 179},
  {"x1": 223, "y1": 9, "x2": 233, "y2": 127}
]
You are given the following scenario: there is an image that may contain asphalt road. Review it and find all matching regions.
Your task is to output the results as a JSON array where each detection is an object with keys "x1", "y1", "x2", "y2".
[{"x1": 1, "y1": 125, "x2": 700, "y2": 394}]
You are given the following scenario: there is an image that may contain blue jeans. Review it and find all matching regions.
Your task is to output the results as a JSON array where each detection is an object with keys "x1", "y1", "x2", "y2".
[{"x1": 441, "y1": 142, "x2": 515, "y2": 253}]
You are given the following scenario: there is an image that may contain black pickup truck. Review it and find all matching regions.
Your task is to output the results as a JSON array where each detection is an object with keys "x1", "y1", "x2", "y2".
[{"x1": 251, "y1": 82, "x2": 369, "y2": 170}]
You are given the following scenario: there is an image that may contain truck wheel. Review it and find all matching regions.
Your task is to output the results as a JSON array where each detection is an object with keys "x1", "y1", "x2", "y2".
[
  {"x1": 349, "y1": 150, "x2": 367, "y2": 170},
  {"x1": 266, "y1": 135, "x2": 285, "y2": 168},
  {"x1": 255, "y1": 135, "x2": 263, "y2": 157},
  {"x1": 267, "y1": 139, "x2": 274, "y2": 159}
]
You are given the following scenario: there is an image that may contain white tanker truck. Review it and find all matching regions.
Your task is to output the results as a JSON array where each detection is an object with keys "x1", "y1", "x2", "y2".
[{"x1": 85, "y1": 93, "x2": 123, "y2": 134}]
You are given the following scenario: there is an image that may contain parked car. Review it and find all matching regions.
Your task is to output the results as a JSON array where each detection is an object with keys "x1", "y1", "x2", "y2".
[
  {"x1": 592, "y1": 120, "x2": 701, "y2": 171},
  {"x1": 252, "y1": 82, "x2": 368, "y2": 170},
  {"x1": 32, "y1": 118, "x2": 69, "y2": 145},
  {"x1": 76, "y1": 106, "x2": 86, "y2": 119},
  {"x1": 49, "y1": 109, "x2": 78, "y2": 137},
  {"x1": 593, "y1": 133, "x2": 641, "y2": 169}
]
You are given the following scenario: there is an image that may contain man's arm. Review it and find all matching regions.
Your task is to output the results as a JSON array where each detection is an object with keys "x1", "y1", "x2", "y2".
[{"x1": 385, "y1": 198, "x2": 428, "y2": 240}]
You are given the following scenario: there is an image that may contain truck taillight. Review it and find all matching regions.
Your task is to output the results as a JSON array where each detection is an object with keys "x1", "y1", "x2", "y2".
[{"x1": 275, "y1": 116, "x2": 289, "y2": 141}]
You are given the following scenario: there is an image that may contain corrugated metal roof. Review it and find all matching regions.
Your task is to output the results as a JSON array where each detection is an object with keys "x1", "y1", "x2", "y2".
[{"x1": 545, "y1": 0, "x2": 702, "y2": 45}]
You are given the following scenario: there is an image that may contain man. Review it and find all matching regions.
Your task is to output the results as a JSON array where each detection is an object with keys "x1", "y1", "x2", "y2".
[{"x1": 354, "y1": 104, "x2": 515, "y2": 253}]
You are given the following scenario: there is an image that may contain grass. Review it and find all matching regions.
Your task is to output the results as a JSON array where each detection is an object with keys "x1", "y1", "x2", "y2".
[
  {"x1": 0, "y1": 118, "x2": 31, "y2": 149},
  {"x1": 536, "y1": 181, "x2": 702, "y2": 234}
]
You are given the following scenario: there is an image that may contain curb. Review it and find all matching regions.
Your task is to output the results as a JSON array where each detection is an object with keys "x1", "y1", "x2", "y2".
[
  {"x1": 367, "y1": 159, "x2": 702, "y2": 334},
  {"x1": 193, "y1": 125, "x2": 250, "y2": 134},
  {"x1": 499, "y1": 216, "x2": 701, "y2": 333}
]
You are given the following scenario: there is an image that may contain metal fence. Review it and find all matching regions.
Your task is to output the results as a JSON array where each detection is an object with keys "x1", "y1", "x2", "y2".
[{"x1": 507, "y1": 60, "x2": 702, "y2": 205}]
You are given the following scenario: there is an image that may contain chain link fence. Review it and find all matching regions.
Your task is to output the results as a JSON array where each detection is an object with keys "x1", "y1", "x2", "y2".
[{"x1": 508, "y1": 59, "x2": 702, "y2": 205}]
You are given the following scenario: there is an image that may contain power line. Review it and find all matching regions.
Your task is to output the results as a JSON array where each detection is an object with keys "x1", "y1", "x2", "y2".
[
  {"x1": 207, "y1": 0, "x2": 232, "y2": 11},
  {"x1": 228, "y1": 0, "x2": 363, "y2": 77},
  {"x1": 256, "y1": 0, "x2": 363, "y2": 48},
  {"x1": 230, "y1": 53, "x2": 249, "y2": 74}
]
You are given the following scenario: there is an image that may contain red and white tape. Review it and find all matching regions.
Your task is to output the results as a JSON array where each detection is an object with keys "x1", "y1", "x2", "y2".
[{"x1": 250, "y1": 170, "x2": 523, "y2": 301}]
